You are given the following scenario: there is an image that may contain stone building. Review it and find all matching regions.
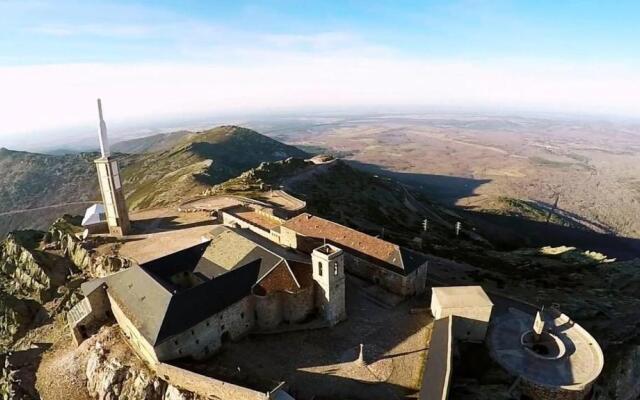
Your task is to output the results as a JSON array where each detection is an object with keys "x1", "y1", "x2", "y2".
[
  {"x1": 71, "y1": 227, "x2": 347, "y2": 364},
  {"x1": 430, "y1": 286, "x2": 494, "y2": 342},
  {"x1": 205, "y1": 225, "x2": 317, "y2": 330},
  {"x1": 311, "y1": 244, "x2": 346, "y2": 325},
  {"x1": 278, "y1": 213, "x2": 428, "y2": 296},
  {"x1": 219, "y1": 205, "x2": 284, "y2": 241}
]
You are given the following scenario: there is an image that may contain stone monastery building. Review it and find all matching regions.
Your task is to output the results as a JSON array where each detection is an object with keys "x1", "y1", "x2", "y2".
[{"x1": 71, "y1": 204, "x2": 428, "y2": 365}]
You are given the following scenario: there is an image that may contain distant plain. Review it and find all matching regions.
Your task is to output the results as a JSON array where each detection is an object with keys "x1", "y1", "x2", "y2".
[{"x1": 246, "y1": 113, "x2": 640, "y2": 241}]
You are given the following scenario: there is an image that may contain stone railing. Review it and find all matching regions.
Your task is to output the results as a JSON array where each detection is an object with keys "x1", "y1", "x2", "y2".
[{"x1": 419, "y1": 315, "x2": 453, "y2": 400}]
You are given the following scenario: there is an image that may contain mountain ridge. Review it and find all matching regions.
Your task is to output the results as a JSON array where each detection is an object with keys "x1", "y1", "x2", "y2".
[{"x1": 0, "y1": 125, "x2": 308, "y2": 235}]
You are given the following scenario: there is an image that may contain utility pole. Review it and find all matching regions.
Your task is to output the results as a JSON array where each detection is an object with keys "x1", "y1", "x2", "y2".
[
  {"x1": 455, "y1": 221, "x2": 462, "y2": 237},
  {"x1": 546, "y1": 192, "x2": 561, "y2": 224}
]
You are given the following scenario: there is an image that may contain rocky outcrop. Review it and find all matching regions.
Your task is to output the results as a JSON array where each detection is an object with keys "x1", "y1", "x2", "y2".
[
  {"x1": 85, "y1": 333, "x2": 202, "y2": 400},
  {"x1": 0, "y1": 293, "x2": 38, "y2": 350},
  {"x1": 48, "y1": 217, "x2": 132, "y2": 278},
  {"x1": 0, "y1": 232, "x2": 68, "y2": 302}
]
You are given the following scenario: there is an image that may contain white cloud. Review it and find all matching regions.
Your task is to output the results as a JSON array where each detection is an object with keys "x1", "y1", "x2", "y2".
[{"x1": 1, "y1": 55, "x2": 639, "y2": 146}]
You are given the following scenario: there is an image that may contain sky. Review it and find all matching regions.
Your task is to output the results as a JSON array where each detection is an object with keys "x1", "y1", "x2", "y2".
[{"x1": 1, "y1": 0, "x2": 639, "y2": 149}]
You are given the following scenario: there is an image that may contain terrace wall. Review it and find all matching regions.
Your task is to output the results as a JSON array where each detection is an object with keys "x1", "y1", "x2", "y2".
[{"x1": 419, "y1": 316, "x2": 453, "y2": 400}]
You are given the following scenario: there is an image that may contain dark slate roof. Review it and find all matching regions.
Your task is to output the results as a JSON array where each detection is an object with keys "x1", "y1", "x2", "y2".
[
  {"x1": 81, "y1": 277, "x2": 106, "y2": 296},
  {"x1": 104, "y1": 241, "x2": 261, "y2": 345},
  {"x1": 156, "y1": 259, "x2": 260, "y2": 343},
  {"x1": 205, "y1": 225, "x2": 310, "y2": 282},
  {"x1": 399, "y1": 247, "x2": 430, "y2": 275},
  {"x1": 105, "y1": 266, "x2": 173, "y2": 344},
  {"x1": 140, "y1": 240, "x2": 212, "y2": 287}
]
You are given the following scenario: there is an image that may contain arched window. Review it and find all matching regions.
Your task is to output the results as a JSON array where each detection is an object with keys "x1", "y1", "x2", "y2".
[{"x1": 333, "y1": 261, "x2": 339, "y2": 276}]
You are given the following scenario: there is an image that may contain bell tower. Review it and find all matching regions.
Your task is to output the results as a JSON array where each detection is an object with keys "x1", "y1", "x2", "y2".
[
  {"x1": 94, "y1": 99, "x2": 130, "y2": 236},
  {"x1": 312, "y1": 244, "x2": 346, "y2": 325}
]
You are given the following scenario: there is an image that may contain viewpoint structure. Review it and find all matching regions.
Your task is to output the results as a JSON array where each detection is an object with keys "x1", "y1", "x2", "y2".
[{"x1": 94, "y1": 99, "x2": 130, "y2": 236}]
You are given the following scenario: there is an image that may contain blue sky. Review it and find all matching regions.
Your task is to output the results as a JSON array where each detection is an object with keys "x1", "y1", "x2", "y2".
[
  {"x1": 2, "y1": 0, "x2": 639, "y2": 64},
  {"x1": 1, "y1": 0, "x2": 639, "y2": 147}
]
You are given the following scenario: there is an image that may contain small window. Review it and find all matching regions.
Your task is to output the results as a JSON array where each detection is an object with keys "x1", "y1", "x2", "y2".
[
  {"x1": 206, "y1": 321, "x2": 210, "y2": 327},
  {"x1": 191, "y1": 330, "x2": 195, "y2": 335},
  {"x1": 195, "y1": 339, "x2": 199, "y2": 344},
  {"x1": 178, "y1": 349, "x2": 182, "y2": 355},
  {"x1": 221, "y1": 324, "x2": 225, "y2": 331},
  {"x1": 174, "y1": 340, "x2": 179, "y2": 345},
  {"x1": 318, "y1": 262, "x2": 323, "y2": 276},
  {"x1": 240, "y1": 312, "x2": 245, "y2": 319}
]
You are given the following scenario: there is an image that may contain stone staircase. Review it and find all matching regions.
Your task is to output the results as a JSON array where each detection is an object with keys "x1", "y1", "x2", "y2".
[{"x1": 67, "y1": 297, "x2": 91, "y2": 326}]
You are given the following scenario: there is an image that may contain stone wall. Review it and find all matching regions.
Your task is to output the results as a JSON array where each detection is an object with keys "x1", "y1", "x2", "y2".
[
  {"x1": 520, "y1": 379, "x2": 590, "y2": 400},
  {"x1": 68, "y1": 287, "x2": 112, "y2": 346},
  {"x1": 282, "y1": 286, "x2": 314, "y2": 323},
  {"x1": 221, "y1": 212, "x2": 272, "y2": 240},
  {"x1": 254, "y1": 293, "x2": 283, "y2": 330},
  {"x1": 157, "y1": 363, "x2": 270, "y2": 400},
  {"x1": 419, "y1": 316, "x2": 453, "y2": 400},
  {"x1": 109, "y1": 293, "x2": 159, "y2": 365},
  {"x1": 344, "y1": 253, "x2": 410, "y2": 295},
  {"x1": 155, "y1": 297, "x2": 255, "y2": 361},
  {"x1": 254, "y1": 287, "x2": 315, "y2": 330},
  {"x1": 277, "y1": 226, "x2": 299, "y2": 249},
  {"x1": 436, "y1": 308, "x2": 492, "y2": 342}
]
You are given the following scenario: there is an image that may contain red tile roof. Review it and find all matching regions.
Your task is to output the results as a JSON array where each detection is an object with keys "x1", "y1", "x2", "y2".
[{"x1": 281, "y1": 213, "x2": 427, "y2": 275}]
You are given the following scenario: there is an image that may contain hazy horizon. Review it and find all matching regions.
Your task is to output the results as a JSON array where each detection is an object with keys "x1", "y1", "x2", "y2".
[{"x1": 2, "y1": 0, "x2": 640, "y2": 149}]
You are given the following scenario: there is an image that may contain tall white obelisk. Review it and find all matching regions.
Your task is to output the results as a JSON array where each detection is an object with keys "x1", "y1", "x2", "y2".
[{"x1": 94, "y1": 99, "x2": 130, "y2": 236}]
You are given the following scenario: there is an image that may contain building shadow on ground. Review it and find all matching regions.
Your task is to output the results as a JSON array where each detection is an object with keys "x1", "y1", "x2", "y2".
[
  {"x1": 131, "y1": 216, "x2": 213, "y2": 234},
  {"x1": 346, "y1": 160, "x2": 492, "y2": 206}
]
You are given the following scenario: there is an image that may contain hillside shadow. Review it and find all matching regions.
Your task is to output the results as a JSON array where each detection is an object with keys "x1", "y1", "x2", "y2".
[
  {"x1": 346, "y1": 160, "x2": 491, "y2": 205},
  {"x1": 463, "y1": 210, "x2": 640, "y2": 260},
  {"x1": 530, "y1": 199, "x2": 615, "y2": 234},
  {"x1": 346, "y1": 160, "x2": 640, "y2": 260}
]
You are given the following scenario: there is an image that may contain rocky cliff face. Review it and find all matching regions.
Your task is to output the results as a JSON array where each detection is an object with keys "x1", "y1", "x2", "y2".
[
  {"x1": 85, "y1": 328, "x2": 202, "y2": 400},
  {"x1": 0, "y1": 232, "x2": 67, "y2": 302},
  {"x1": 48, "y1": 217, "x2": 132, "y2": 278},
  {"x1": 0, "y1": 216, "x2": 131, "y2": 352}
]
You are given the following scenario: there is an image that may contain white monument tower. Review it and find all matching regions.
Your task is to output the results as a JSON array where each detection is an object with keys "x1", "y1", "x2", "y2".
[
  {"x1": 94, "y1": 99, "x2": 130, "y2": 236},
  {"x1": 311, "y1": 244, "x2": 347, "y2": 325}
]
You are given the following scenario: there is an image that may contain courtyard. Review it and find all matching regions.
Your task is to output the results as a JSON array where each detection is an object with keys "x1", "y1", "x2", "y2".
[{"x1": 175, "y1": 275, "x2": 433, "y2": 400}]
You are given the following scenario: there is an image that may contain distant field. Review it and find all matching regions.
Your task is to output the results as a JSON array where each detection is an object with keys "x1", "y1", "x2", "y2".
[{"x1": 247, "y1": 114, "x2": 640, "y2": 241}]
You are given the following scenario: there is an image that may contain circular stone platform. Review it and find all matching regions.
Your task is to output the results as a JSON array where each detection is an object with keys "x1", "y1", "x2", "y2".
[{"x1": 488, "y1": 308, "x2": 604, "y2": 396}]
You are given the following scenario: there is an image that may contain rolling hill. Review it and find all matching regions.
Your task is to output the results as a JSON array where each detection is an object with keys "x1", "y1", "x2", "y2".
[{"x1": 121, "y1": 125, "x2": 308, "y2": 209}]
